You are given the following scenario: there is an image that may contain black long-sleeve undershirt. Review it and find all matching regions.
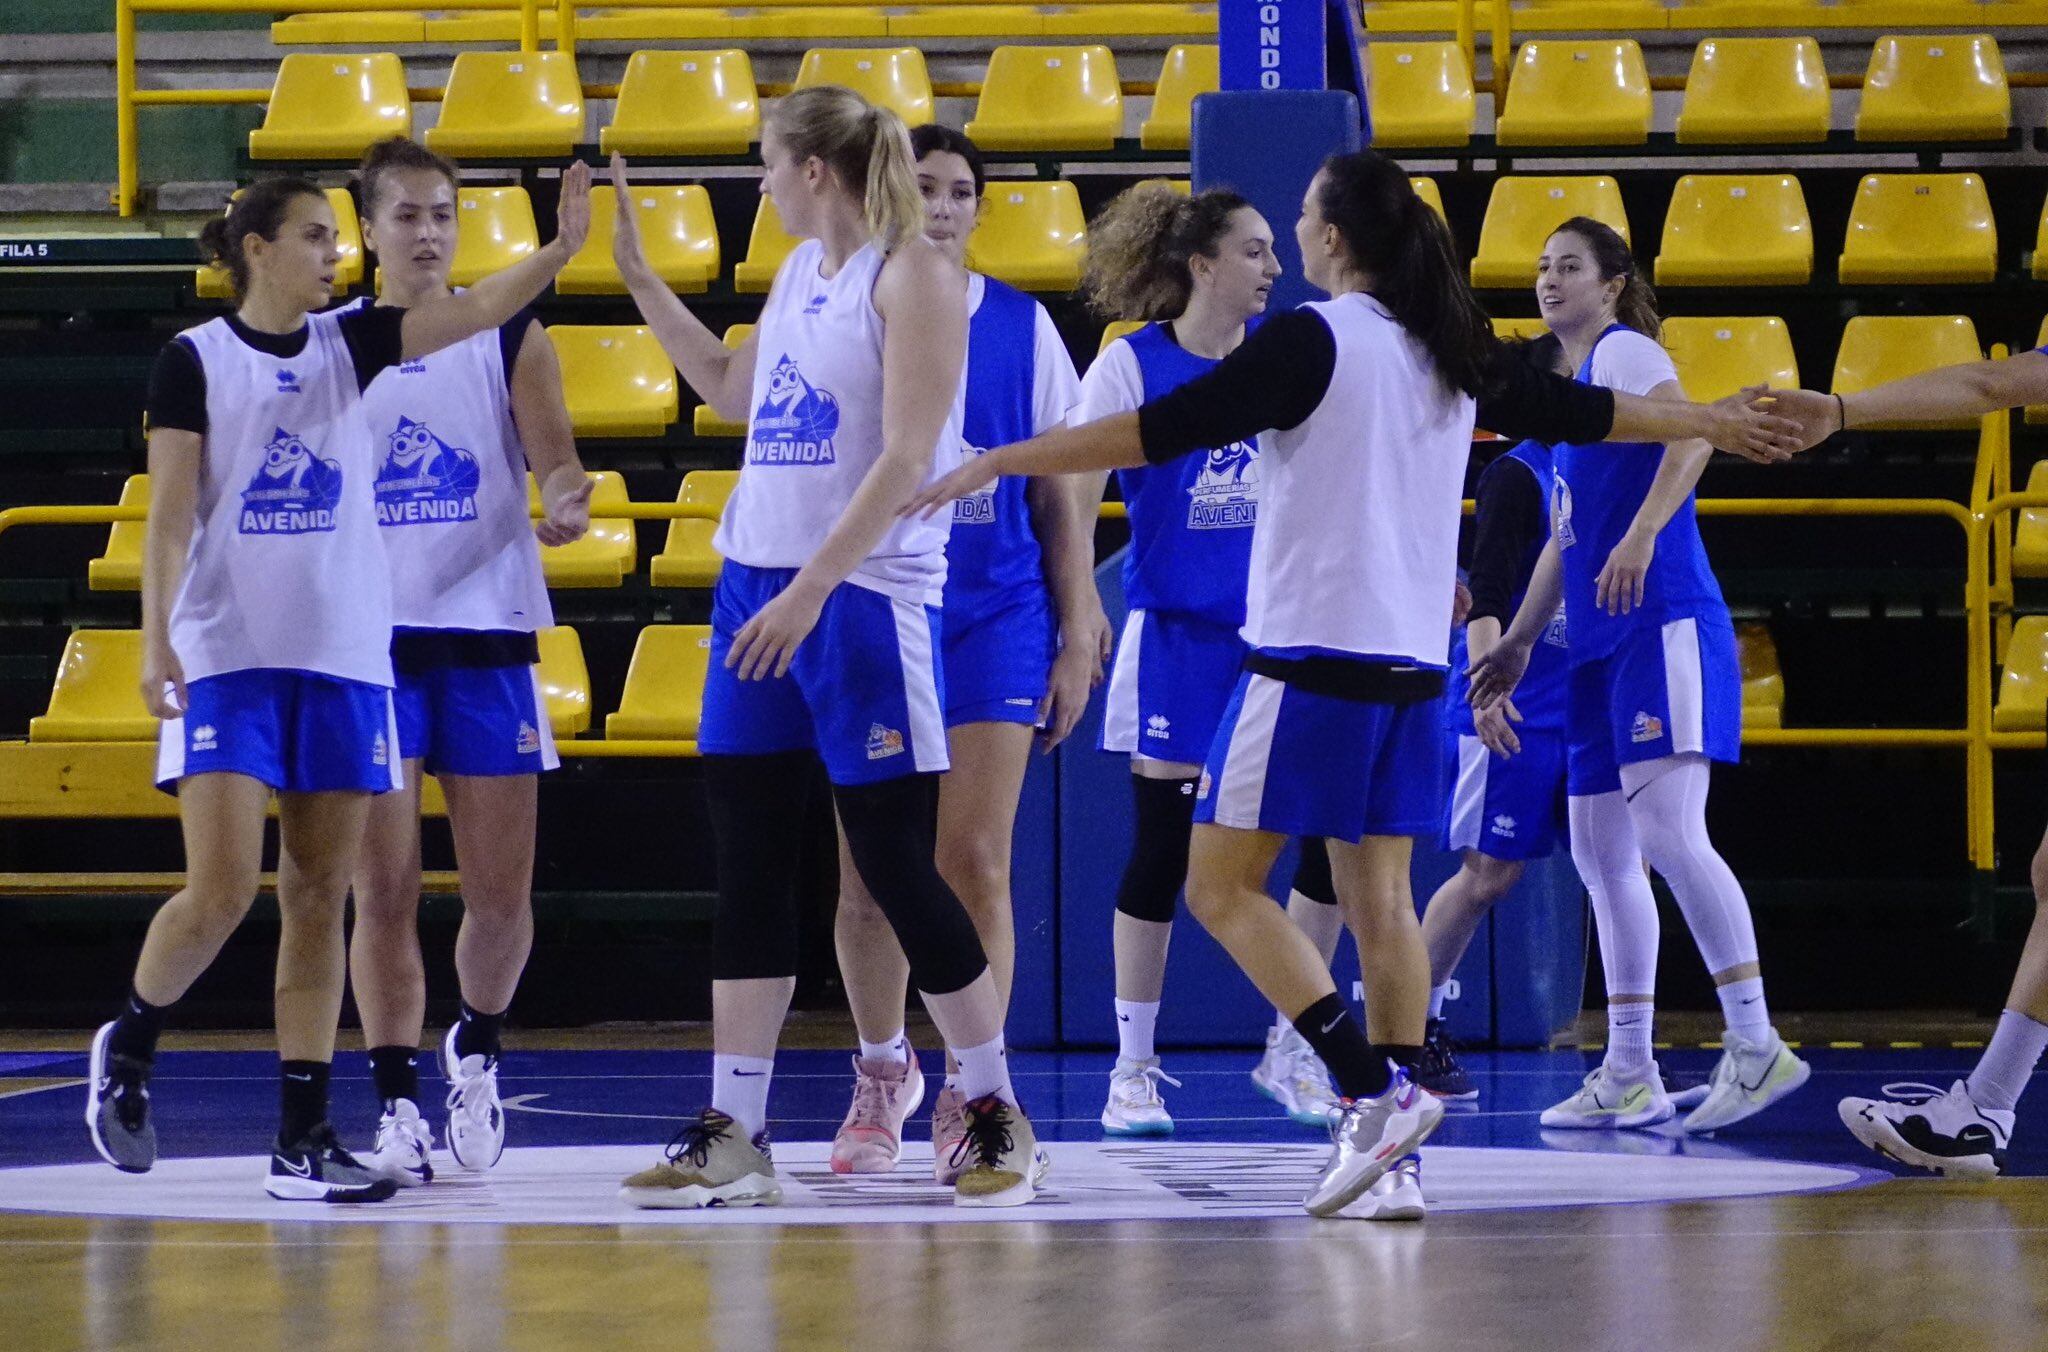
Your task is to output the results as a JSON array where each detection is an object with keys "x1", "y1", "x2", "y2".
[{"x1": 1464, "y1": 454, "x2": 1548, "y2": 627}]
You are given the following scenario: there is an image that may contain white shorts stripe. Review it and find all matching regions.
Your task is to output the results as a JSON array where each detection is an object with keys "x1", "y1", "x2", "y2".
[
  {"x1": 1446, "y1": 734, "x2": 1490, "y2": 852},
  {"x1": 1661, "y1": 617, "x2": 1705, "y2": 756},
  {"x1": 379, "y1": 688, "x2": 404, "y2": 791},
  {"x1": 529, "y1": 667, "x2": 562, "y2": 772},
  {"x1": 1212, "y1": 674, "x2": 1285, "y2": 828},
  {"x1": 891, "y1": 598, "x2": 949, "y2": 774},
  {"x1": 1101, "y1": 609, "x2": 1147, "y2": 756},
  {"x1": 155, "y1": 714, "x2": 184, "y2": 785}
]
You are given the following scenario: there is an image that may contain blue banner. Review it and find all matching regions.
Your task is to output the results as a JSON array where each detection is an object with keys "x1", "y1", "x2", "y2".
[{"x1": 1218, "y1": 0, "x2": 1327, "y2": 92}]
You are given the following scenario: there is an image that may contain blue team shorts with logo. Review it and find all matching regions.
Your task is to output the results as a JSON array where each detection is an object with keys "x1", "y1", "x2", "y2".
[
  {"x1": 1439, "y1": 727, "x2": 1567, "y2": 861},
  {"x1": 1566, "y1": 613, "x2": 1742, "y2": 797},
  {"x1": 1100, "y1": 608, "x2": 1248, "y2": 765},
  {"x1": 700, "y1": 561, "x2": 949, "y2": 785},
  {"x1": 155, "y1": 668, "x2": 402, "y2": 794},
  {"x1": 1194, "y1": 671, "x2": 1442, "y2": 842},
  {"x1": 394, "y1": 660, "x2": 559, "y2": 777},
  {"x1": 942, "y1": 588, "x2": 1055, "y2": 728}
]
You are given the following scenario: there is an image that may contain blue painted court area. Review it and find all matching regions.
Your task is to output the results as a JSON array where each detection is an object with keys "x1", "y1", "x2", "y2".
[{"x1": 2, "y1": 1044, "x2": 2037, "y2": 1182}]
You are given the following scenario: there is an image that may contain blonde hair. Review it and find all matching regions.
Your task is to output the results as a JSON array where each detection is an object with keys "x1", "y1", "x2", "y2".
[
  {"x1": 1081, "y1": 183, "x2": 1255, "y2": 322},
  {"x1": 765, "y1": 86, "x2": 923, "y2": 252}
]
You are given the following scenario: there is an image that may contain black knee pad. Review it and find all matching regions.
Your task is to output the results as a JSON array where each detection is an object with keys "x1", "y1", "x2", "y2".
[
  {"x1": 1114, "y1": 774, "x2": 1200, "y2": 924},
  {"x1": 1292, "y1": 837, "x2": 1337, "y2": 906},
  {"x1": 704, "y1": 752, "x2": 812, "y2": 980},
  {"x1": 833, "y1": 775, "x2": 988, "y2": 997}
]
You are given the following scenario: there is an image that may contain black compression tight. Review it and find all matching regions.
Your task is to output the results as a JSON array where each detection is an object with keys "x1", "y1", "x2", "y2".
[
  {"x1": 1292, "y1": 837, "x2": 1338, "y2": 906},
  {"x1": 1114, "y1": 773, "x2": 1201, "y2": 924},
  {"x1": 705, "y1": 752, "x2": 814, "y2": 981},
  {"x1": 833, "y1": 773, "x2": 990, "y2": 997}
]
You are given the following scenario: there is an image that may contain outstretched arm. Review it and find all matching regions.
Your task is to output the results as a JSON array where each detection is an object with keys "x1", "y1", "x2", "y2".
[{"x1": 1770, "y1": 348, "x2": 2048, "y2": 449}]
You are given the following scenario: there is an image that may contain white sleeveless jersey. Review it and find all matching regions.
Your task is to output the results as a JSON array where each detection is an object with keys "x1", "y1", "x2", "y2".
[
  {"x1": 714, "y1": 239, "x2": 963, "y2": 605},
  {"x1": 348, "y1": 298, "x2": 553, "y2": 633},
  {"x1": 1243, "y1": 294, "x2": 1477, "y2": 666},
  {"x1": 170, "y1": 311, "x2": 394, "y2": 687}
]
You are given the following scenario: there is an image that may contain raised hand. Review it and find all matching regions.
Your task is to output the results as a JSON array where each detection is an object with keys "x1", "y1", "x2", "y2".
[
  {"x1": 553, "y1": 159, "x2": 592, "y2": 257},
  {"x1": 608, "y1": 153, "x2": 652, "y2": 283}
]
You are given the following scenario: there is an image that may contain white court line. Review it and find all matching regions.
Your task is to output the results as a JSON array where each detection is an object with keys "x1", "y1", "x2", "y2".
[{"x1": 0, "y1": 1078, "x2": 82, "y2": 1101}]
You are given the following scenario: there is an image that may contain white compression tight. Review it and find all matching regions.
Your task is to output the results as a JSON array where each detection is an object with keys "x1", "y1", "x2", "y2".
[
  {"x1": 1619, "y1": 753, "x2": 1759, "y2": 978},
  {"x1": 1567, "y1": 790, "x2": 1660, "y2": 997}
]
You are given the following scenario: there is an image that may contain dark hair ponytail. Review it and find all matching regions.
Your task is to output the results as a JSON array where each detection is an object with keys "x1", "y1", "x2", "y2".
[
  {"x1": 1081, "y1": 183, "x2": 1256, "y2": 321},
  {"x1": 908, "y1": 123, "x2": 986, "y2": 198},
  {"x1": 1551, "y1": 215, "x2": 1660, "y2": 342},
  {"x1": 357, "y1": 135, "x2": 460, "y2": 218},
  {"x1": 197, "y1": 176, "x2": 326, "y2": 301},
  {"x1": 1314, "y1": 150, "x2": 1492, "y2": 398}
]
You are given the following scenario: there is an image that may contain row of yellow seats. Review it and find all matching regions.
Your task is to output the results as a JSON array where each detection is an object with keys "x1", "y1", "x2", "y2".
[
  {"x1": 1373, "y1": 34, "x2": 2014, "y2": 150},
  {"x1": 251, "y1": 44, "x2": 1212, "y2": 164},
  {"x1": 1363, "y1": 0, "x2": 2048, "y2": 36},
  {"x1": 28, "y1": 624, "x2": 717, "y2": 747},
  {"x1": 1472, "y1": 171, "x2": 2035, "y2": 289},
  {"x1": 273, "y1": 5, "x2": 1217, "y2": 45}
]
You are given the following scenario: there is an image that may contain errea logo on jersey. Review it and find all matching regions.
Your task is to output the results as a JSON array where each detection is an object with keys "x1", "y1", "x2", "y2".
[
  {"x1": 190, "y1": 724, "x2": 218, "y2": 753},
  {"x1": 866, "y1": 724, "x2": 905, "y2": 760},
  {"x1": 397, "y1": 358, "x2": 427, "y2": 375},
  {"x1": 1490, "y1": 814, "x2": 1517, "y2": 838},
  {"x1": 1145, "y1": 714, "x2": 1171, "y2": 739},
  {"x1": 275, "y1": 369, "x2": 302, "y2": 394}
]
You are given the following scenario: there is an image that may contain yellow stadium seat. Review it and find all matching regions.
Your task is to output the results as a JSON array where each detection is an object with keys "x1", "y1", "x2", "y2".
[
  {"x1": 1039, "y1": 5, "x2": 1215, "y2": 36},
  {"x1": 1366, "y1": 41, "x2": 1475, "y2": 149},
  {"x1": 606, "y1": 625, "x2": 714, "y2": 741},
  {"x1": 1411, "y1": 177, "x2": 1444, "y2": 219},
  {"x1": 1139, "y1": 45, "x2": 1217, "y2": 151},
  {"x1": 558, "y1": 185, "x2": 719, "y2": 295},
  {"x1": 1471, "y1": 176, "x2": 1628, "y2": 288},
  {"x1": 1857, "y1": 34, "x2": 2009, "y2": 143},
  {"x1": 1660, "y1": 317, "x2": 1800, "y2": 405},
  {"x1": 28, "y1": 631, "x2": 156, "y2": 743},
  {"x1": 1838, "y1": 174, "x2": 1997, "y2": 285},
  {"x1": 734, "y1": 198, "x2": 798, "y2": 294},
  {"x1": 271, "y1": 12, "x2": 426, "y2": 45},
  {"x1": 1737, "y1": 623, "x2": 1785, "y2": 730},
  {"x1": 967, "y1": 181, "x2": 1087, "y2": 291},
  {"x1": 425, "y1": 51, "x2": 585, "y2": 159},
  {"x1": 966, "y1": 46, "x2": 1123, "y2": 151},
  {"x1": 536, "y1": 625, "x2": 592, "y2": 737},
  {"x1": 1134, "y1": 178, "x2": 1191, "y2": 195},
  {"x1": 1831, "y1": 315, "x2": 1983, "y2": 429},
  {"x1": 794, "y1": 48, "x2": 934, "y2": 124},
  {"x1": 249, "y1": 53, "x2": 411, "y2": 161},
  {"x1": 200, "y1": 188, "x2": 363, "y2": 300},
  {"x1": 1495, "y1": 41, "x2": 1652, "y2": 148},
  {"x1": 1099, "y1": 319, "x2": 1145, "y2": 353},
  {"x1": 532, "y1": 470, "x2": 636, "y2": 586},
  {"x1": 1655, "y1": 175, "x2": 1813, "y2": 287},
  {"x1": 650, "y1": 471, "x2": 741, "y2": 588},
  {"x1": 1995, "y1": 615, "x2": 2048, "y2": 730},
  {"x1": 2010, "y1": 461, "x2": 2048, "y2": 575},
  {"x1": 549, "y1": 326, "x2": 680, "y2": 438},
  {"x1": 88, "y1": 475, "x2": 149, "y2": 593},
  {"x1": 601, "y1": 50, "x2": 758, "y2": 156},
  {"x1": 890, "y1": 6, "x2": 1046, "y2": 37},
  {"x1": 1675, "y1": 38, "x2": 1830, "y2": 145},
  {"x1": 694, "y1": 325, "x2": 756, "y2": 436},
  {"x1": 1490, "y1": 316, "x2": 1550, "y2": 342},
  {"x1": 729, "y1": 9, "x2": 890, "y2": 40},
  {"x1": 443, "y1": 187, "x2": 538, "y2": 289}
]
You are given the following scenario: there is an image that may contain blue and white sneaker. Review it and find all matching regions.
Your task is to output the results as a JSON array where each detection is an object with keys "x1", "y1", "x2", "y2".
[
  {"x1": 364, "y1": 1097, "x2": 435, "y2": 1188},
  {"x1": 85, "y1": 1020, "x2": 156, "y2": 1174},
  {"x1": 441, "y1": 1025, "x2": 505, "y2": 1172}
]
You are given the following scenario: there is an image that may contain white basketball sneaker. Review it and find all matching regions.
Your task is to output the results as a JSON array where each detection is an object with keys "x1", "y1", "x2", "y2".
[
  {"x1": 1251, "y1": 1025, "x2": 1342, "y2": 1127},
  {"x1": 441, "y1": 1025, "x2": 506, "y2": 1172},
  {"x1": 1682, "y1": 1029, "x2": 1810, "y2": 1134},
  {"x1": 1101, "y1": 1057, "x2": 1180, "y2": 1136},
  {"x1": 1540, "y1": 1062, "x2": 1675, "y2": 1130},
  {"x1": 364, "y1": 1097, "x2": 435, "y2": 1187},
  {"x1": 1839, "y1": 1081, "x2": 2012, "y2": 1181}
]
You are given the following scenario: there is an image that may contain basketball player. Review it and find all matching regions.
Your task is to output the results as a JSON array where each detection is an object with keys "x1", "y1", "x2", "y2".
[
  {"x1": 828, "y1": 124, "x2": 1101, "y2": 1180},
  {"x1": 343, "y1": 136, "x2": 594, "y2": 1188},
  {"x1": 85, "y1": 164, "x2": 590, "y2": 1200}
]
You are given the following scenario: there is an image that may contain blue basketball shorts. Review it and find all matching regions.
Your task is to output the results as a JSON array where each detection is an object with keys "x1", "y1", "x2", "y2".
[
  {"x1": 1100, "y1": 608, "x2": 1248, "y2": 765},
  {"x1": 941, "y1": 589, "x2": 1055, "y2": 728},
  {"x1": 1566, "y1": 614, "x2": 1742, "y2": 798},
  {"x1": 393, "y1": 659, "x2": 558, "y2": 777},
  {"x1": 700, "y1": 562, "x2": 949, "y2": 785},
  {"x1": 156, "y1": 668, "x2": 401, "y2": 794},
  {"x1": 1194, "y1": 672, "x2": 1442, "y2": 842},
  {"x1": 1440, "y1": 727, "x2": 1568, "y2": 861}
]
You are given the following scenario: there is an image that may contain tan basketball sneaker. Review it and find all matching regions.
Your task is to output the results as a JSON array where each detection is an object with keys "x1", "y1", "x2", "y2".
[
  {"x1": 930, "y1": 1083, "x2": 970, "y2": 1185},
  {"x1": 620, "y1": 1108, "x2": 782, "y2": 1209},
  {"x1": 831, "y1": 1052, "x2": 926, "y2": 1174},
  {"x1": 951, "y1": 1095, "x2": 1049, "y2": 1208}
]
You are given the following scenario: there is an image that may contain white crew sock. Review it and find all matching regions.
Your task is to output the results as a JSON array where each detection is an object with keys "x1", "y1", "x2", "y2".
[
  {"x1": 710, "y1": 1054, "x2": 775, "y2": 1140},
  {"x1": 1717, "y1": 976, "x2": 1770, "y2": 1045},
  {"x1": 858, "y1": 1031, "x2": 909, "y2": 1065},
  {"x1": 1606, "y1": 1000, "x2": 1655, "y2": 1077},
  {"x1": 1428, "y1": 983, "x2": 1452, "y2": 1021},
  {"x1": 1966, "y1": 1009, "x2": 2048, "y2": 1113},
  {"x1": 953, "y1": 1033, "x2": 1017, "y2": 1107},
  {"x1": 1115, "y1": 998, "x2": 1160, "y2": 1064}
]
